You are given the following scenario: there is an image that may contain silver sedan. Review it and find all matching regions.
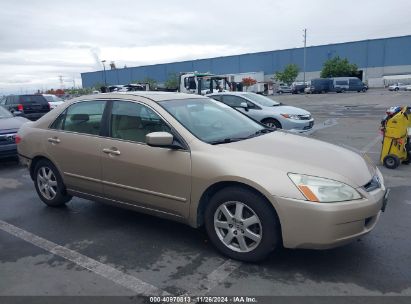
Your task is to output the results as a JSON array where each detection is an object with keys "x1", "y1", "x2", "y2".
[{"x1": 207, "y1": 92, "x2": 314, "y2": 133}]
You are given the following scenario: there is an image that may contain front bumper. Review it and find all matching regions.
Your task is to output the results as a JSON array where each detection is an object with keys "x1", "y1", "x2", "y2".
[
  {"x1": 274, "y1": 187, "x2": 387, "y2": 249},
  {"x1": 283, "y1": 119, "x2": 315, "y2": 133}
]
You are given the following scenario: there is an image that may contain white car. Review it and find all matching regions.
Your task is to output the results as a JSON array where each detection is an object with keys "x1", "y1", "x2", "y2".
[
  {"x1": 388, "y1": 83, "x2": 408, "y2": 91},
  {"x1": 42, "y1": 94, "x2": 64, "y2": 109},
  {"x1": 405, "y1": 85, "x2": 411, "y2": 91}
]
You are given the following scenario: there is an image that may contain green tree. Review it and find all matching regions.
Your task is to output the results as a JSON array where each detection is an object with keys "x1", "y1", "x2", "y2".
[
  {"x1": 164, "y1": 73, "x2": 179, "y2": 89},
  {"x1": 142, "y1": 77, "x2": 157, "y2": 90},
  {"x1": 274, "y1": 64, "x2": 299, "y2": 85},
  {"x1": 320, "y1": 56, "x2": 358, "y2": 78}
]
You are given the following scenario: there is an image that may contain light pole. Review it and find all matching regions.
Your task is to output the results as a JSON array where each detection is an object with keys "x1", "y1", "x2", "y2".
[
  {"x1": 303, "y1": 29, "x2": 307, "y2": 84},
  {"x1": 101, "y1": 60, "x2": 107, "y2": 86}
]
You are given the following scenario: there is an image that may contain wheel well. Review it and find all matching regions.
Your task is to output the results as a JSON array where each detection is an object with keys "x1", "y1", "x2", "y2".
[
  {"x1": 261, "y1": 117, "x2": 281, "y2": 128},
  {"x1": 29, "y1": 156, "x2": 52, "y2": 180},
  {"x1": 196, "y1": 181, "x2": 278, "y2": 227}
]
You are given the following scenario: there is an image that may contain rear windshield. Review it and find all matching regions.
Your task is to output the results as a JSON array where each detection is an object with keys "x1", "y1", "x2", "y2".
[{"x1": 19, "y1": 95, "x2": 48, "y2": 104}]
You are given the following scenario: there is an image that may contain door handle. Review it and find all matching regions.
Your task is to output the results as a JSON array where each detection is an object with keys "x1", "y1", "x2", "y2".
[
  {"x1": 47, "y1": 137, "x2": 60, "y2": 144},
  {"x1": 102, "y1": 148, "x2": 121, "y2": 156}
]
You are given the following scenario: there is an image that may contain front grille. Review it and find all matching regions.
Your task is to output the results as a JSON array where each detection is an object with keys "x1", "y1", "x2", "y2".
[
  {"x1": 0, "y1": 133, "x2": 16, "y2": 145},
  {"x1": 363, "y1": 175, "x2": 381, "y2": 192},
  {"x1": 298, "y1": 115, "x2": 311, "y2": 120}
]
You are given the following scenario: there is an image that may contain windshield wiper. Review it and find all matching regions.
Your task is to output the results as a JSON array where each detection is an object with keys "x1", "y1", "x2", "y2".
[
  {"x1": 210, "y1": 128, "x2": 275, "y2": 145},
  {"x1": 248, "y1": 128, "x2": 275, "y2": 138}
]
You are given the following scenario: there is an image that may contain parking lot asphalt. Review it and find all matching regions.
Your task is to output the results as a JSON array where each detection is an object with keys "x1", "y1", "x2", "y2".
[{"x1": 0, "y1": 89, "x2": 410, "y2": 300}]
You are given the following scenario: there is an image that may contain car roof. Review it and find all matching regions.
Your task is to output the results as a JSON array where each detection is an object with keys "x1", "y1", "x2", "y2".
[
  {"x1": 207, "y1": 91, "x2": 252, "y2": 96},
  {"x1": 77, "y1": 91, "x2": 207, "y2": 102}
]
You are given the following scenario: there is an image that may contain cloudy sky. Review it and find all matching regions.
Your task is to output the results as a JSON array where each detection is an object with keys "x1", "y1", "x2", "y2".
[{"x1": 1, "y1": 0, "x2": 411, "y2": 94}]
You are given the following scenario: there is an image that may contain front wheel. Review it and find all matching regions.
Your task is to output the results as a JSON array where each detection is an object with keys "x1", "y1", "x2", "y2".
[
  {"x1": 205, "y1": 187, "x2": 281, "y2": 262},
  {"x1": 262, "y1": 118, "x2": 281, "y2": 129},
  {"x1": 34, "y1": 160, "x2": 72, "y2": 207}
]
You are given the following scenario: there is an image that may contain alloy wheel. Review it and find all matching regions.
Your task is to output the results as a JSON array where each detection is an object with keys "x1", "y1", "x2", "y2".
[
  {"x1": 37, "y1": 166, "x2": 58, "y2": 200},
  {"x1": 214, "y1": 201, "x2": 262, "y2": 253}
]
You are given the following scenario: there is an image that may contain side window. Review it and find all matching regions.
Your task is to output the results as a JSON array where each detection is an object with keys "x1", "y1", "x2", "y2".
[
  {"x1": 110, "y1": 101, "x2": 171, "y2": 143},
  {"x1": 221, "y1": 95, "x2": 244, "y2": 107},
  {"x1": 0, "y1": 97, "x2": 5, "y2": 105},
  {"x1": 50, "y1": 110, "x2": 67, "y2": 130},
  {"x1": 210, "y1": 95, "x2": 222, "y2": 102},
  {"x1": 62, "y1": 101, "x2": 106, "y2": 135}
]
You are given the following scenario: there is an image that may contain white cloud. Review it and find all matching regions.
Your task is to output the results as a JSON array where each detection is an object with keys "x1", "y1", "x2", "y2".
[{"x1": 1, "y1": 0, "x2": 411, "y2": 93}]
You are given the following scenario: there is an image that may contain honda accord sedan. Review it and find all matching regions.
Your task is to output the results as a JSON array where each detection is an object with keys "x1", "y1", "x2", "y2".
[{"x1": 17, "y1": 92, "x2": 389, "y2": 261}]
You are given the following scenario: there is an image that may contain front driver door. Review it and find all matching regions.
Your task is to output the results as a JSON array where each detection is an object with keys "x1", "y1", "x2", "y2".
[{"x1": 100, "y1": 100, "x2": 191, "y2": 218}]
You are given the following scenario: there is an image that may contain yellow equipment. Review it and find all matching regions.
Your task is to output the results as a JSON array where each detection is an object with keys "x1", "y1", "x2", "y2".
[{"x1": 380, "y1": 106, "x2": 410, "y2": 169}]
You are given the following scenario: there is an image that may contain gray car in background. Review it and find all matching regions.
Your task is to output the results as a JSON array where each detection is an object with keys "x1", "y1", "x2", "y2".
[{"x1": 207, "y1": 92, "x2": 314, "y2": 132}]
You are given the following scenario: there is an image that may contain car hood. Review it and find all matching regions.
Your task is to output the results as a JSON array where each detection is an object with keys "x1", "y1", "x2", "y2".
[
  {"x1": 263, "y1": 105, "x2": 311, "y2": 115},
  {"x1": 219, "y1": 131, "x2": 375, "y2": 188},
  {"x1": 0, "y1": 117, "x2": 29, "y2": 132}
]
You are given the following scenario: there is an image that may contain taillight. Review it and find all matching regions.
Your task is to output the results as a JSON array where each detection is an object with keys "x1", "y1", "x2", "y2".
[
  {"x1": 17, "y1": 104, "x2": 23, "y2": 112},
  {"x1": 15, "y1": 135, "x2": 22, "y2": 144}
]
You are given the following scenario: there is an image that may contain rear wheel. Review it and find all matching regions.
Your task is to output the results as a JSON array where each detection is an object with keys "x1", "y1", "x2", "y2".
[
  {"x1": 383, "y1": 155, "x2": 400, "y2": 169},
  {"x1": 34, "y1": 160, "x2": 72, "y2": 207},
  {"x1": 205, "y1": 187, "x2": 281, "y2": 262},
  {"x1": 262, "y1": 118, "x2": 281, "y2": 129}
]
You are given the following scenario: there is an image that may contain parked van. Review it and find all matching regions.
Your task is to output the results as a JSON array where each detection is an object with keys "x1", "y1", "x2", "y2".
[
  {"x1": 332, "y1": 77, "x2": 367, "y2": 93},
  {"x1": 308, "y1": 78, "x2": 333, "y2": 94}
]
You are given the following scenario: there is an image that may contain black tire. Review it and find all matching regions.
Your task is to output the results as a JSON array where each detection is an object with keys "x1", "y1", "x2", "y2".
[
  {"x1": 383, "y1": 155, "x2": 400, "y2": 169},
  {"x1": 362, "y1": 88, "x2": 367, "y2": 92},
  {"x1": 395, "y1": 87, "x2": 399, "y2": 91},
  {"x1": 341, "y1": 89, "x2": 346, "y2": 93},
  {"x1": 262, "y1": 118, "x2": 281, "y2": 129},
  {"x1": 278, "y1": 91, "x2": 283, "y2": 95},
  {"x1": 33, "y1": 159, "x2": 72, "y2": 207},
  {"x1": 204, "y1": 186, "x2": 281, "y2": 262}
]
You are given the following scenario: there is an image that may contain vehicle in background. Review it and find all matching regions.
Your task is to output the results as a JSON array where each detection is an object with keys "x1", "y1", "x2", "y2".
[
  {"x1": 308, "y1": 78, "x2": 333, "y2": 94},
  {"x1": 0, "y1": 106, "x2": 29, "y2": 158},
  {"x1": 178, "y1": 72, "x2": 229, "y2": 95},
  {"x1": 17, "y1": 92, "x2": 388, "y2": 262},
  {"x1": 42, "y1": 94, "x2": 64, "y2": 110},
  {"x1": 332, "y1": 77, "x2": 367, "y2": 93},
  {"x1": 388, "y1": 83, "x2": 408, "y2": 91},
  {"x1": 0, "y1": 95, "x2": 50, "y2": 120},
  {"x1": 276, "y1": 85, "x2": 292, "y2": 94},
  {"x1": 207, "y1": 92, "x2": 314, "y2": 132},
  {"x1": 291, "y1": 82, "x2": 307, "y2": 94},
  {"x1": 405, "y1": 85, "x2": 411, "y2": 91}
]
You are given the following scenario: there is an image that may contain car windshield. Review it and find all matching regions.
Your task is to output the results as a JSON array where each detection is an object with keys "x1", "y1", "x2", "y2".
[
  {"x1": 159, "y1": 98, "x2": 269, "y2": 144},
  {"x1": 0, "y1": 106, "x2": 13, "y2": 119},
  {"x1": 241, "y1": 93, "x2": 280, "y2": 106}
]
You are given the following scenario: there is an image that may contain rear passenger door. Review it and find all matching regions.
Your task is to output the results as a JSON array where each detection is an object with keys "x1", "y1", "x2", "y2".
[
  {"x1": 46, "y1": 100, "x2": 107, "y2": 196},
  {"x1": 99, "y1": 100, "x2": 191, "y2": 218}
]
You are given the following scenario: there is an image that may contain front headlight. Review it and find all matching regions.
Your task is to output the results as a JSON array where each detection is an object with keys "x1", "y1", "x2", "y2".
[
  {"x1": 281, "y1": 114, "x2": 301, "y2": 120},
  {"x1": 288, "y1": 173, "x2": 362, "y2": 203}
]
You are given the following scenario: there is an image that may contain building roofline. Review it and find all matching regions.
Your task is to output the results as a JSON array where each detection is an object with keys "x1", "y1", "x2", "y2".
[{"x1": 80, "y1": 34, "x2": 411, "y2": 76}]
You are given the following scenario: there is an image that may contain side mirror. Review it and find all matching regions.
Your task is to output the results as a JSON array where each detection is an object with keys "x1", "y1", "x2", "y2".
[
  {"x1": 12, "y1": 111, "x2": 23, "y2": 117},
  {"x1": 239, "y1": 102, "x2": 249, "y2": 111},
  {"x1": 146, "y1": 132, "x2": 174, "y2": 147}
]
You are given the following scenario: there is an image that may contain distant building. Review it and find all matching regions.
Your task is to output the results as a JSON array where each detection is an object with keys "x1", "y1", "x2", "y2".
[{"x1": 81, "y1": 35, "x2": 411, "y2": 88}]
